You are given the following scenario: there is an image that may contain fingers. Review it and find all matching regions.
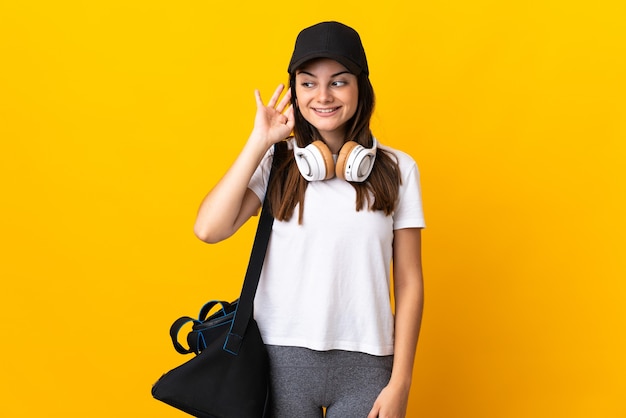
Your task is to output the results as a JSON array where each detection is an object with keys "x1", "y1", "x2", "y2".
[
  {"x1": 284, "y1": 104, "x2": 295, "y2": 129},
  {"x1": 267, "y1": 84, "x2": 285, "y2": 108},
  {"x1": 254, "y1": 89, "x2": 264, "y2": 108},
  {"x1": 255, "y1": 85, "x2": 292, "y2": 114},
  {"x1": 276, "y1": 87, "x2": 292, "y2": 112}
]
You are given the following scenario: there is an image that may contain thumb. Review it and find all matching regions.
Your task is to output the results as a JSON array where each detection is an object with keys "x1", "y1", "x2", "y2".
[{"x1": 367, "y1": 404, "x2": 379, "y2": 418}]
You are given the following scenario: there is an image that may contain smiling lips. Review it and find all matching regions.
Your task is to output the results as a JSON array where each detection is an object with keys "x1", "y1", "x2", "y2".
[{"x1": 313, "y1": 106, "x2": 341, "y2": 115}]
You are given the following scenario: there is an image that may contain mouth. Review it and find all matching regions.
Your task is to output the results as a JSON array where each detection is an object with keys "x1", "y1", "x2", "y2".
[{"x1": 312, "y1": 106, "x2": 341, "y2": 115}]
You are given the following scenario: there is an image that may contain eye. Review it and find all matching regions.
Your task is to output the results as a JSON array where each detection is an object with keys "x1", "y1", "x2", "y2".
[
  {"x1": 300, "y1": 81, "x2": 315, "y2": 88},
  {"x1": 332, "y1": 80, "x2": 348, "y2": 87}
]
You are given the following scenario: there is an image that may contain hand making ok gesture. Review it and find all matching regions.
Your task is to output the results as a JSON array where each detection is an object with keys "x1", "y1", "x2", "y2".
[{"x1": 251, "y1": 84, "x2": 295, "y2": 146}]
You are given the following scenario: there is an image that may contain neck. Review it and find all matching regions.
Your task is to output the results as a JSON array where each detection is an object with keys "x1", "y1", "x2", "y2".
[{"x1": 319, "y1": 130, "x2": 347, "y2": 154}]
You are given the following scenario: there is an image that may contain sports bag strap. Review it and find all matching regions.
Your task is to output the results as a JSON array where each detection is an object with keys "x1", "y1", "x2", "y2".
[
  {"x1": 224, "y1": 145, "x2": 279, "y2": 355},
  {"x1": 198, "y1": 300, "x2": 232, "y2": 322},
  {"x1": 169, "y1": 316, "x2": 197, "y2": 355}
]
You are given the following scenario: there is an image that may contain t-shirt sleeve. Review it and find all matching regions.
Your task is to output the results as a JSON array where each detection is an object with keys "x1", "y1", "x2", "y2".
[
  {"x1": 248, "y1": 147, "x2": 274, "y2": 203},
  {"x1": 392, "y1": 152, "x2": 426, "y2": 230}
]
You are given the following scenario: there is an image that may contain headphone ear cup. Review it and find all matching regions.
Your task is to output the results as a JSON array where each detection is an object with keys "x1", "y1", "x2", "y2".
[
  {"x1": 335, "y1": 141, "x2": 359, "y2": 181},
  {"x1": 336, "y1": 140, "x2": 377, "y2": 182},
  {"x1": 311, "y1": 141, "x2": 335, "y2": 180},
  {"x1": 294, "y1": 140, "x2": 335, "y2": 181}
]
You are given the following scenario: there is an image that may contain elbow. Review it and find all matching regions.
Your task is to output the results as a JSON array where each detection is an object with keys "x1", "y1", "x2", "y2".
[
  {"x1": 194, "y1": 229, "x2": 212, "y2": 244},
  {"x1": 193, "y1": 222, "x2": 229, "y2": 244}
]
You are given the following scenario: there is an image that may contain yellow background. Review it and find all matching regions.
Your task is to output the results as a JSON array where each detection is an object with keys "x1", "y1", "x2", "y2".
[{"x1": 1, "y1": 0, "x2": 625, "y2": 417}]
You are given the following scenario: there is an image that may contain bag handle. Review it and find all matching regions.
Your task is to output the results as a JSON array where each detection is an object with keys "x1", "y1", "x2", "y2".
[
  {"x1": 198, "y1": 300, "x2": 233, "y2": 322},
  {"x1": 169, "y1": 300, "x2": 233, "y2": 354},
  {"x1": 169, "y1": 316, "x2": 197, "y2": 355},
  {"x1": 223, "y1": 146, "x2": 279, "y2": 355}
]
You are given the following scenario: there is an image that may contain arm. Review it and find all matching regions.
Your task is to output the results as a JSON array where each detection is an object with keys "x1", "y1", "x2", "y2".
[
  {"x1": 368, "y1": 227, "x2": 424, "y2": 418},
  {"x1": 194, "y1": 85, "x2": 294, "y2": 243}
]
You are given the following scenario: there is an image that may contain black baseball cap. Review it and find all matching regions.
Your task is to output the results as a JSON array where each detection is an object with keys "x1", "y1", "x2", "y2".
[{"x1": 288, "y1": 21, "x2": 369, "y2": 75}]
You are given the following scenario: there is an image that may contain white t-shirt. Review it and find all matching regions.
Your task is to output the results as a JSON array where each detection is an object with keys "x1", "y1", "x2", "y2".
[{"x1": 248, "y1": 140, "x2": 425, "y2": 356}]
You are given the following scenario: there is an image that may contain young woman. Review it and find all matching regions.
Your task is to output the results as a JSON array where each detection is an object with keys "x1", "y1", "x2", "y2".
[{"x1": 194, "y1": 21, "x2": 425, "y2": 418}]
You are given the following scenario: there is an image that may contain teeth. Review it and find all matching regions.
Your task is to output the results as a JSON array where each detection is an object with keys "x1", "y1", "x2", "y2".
[{"x1": 315, "y1": 108, "x2": 337, "y2": 113}]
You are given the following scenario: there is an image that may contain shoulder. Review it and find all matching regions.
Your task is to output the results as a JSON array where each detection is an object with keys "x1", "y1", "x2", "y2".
[{"x1": 377, "y1": 140, "x2": 418, "y2": 172}]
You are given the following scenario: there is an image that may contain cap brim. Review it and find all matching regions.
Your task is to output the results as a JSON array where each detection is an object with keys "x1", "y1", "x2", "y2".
[{"x1": 288, "y1": 53, "x2": 362, "y2": 75}]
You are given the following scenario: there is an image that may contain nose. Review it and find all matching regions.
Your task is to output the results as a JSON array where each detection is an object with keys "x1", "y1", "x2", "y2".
[{"x1": 317, "y1": 85, "x2": 332, "y2": 103}]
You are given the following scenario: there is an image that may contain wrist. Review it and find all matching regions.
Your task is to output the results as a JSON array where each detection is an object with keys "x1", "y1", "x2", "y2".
[
  {"x1": 388, "y1": 373, "x2": 412, "y2": 393},
  {"x1": 246, "y1": 131, "x2": 274, "y2": 154}
]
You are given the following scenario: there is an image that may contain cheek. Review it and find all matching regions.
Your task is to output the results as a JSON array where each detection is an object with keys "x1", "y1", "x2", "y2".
[
  {"x1": 295, "y1": 93, "x2": 313, "y2": 118},
  {"x1": 345, "y1": 87, "x2": 359, "y2": 108},
  {"x1": 295, "y1": 100, "x2": 314, "y2": 124},
  {"x1": 296, "y1": 100, "x2": 309, "y2": 119},
  {"x1": 296, "y1": 98, "x2": 305, "y2": 113},
  {"x1": 346, "y1": 90, "x2": 359, "y2": 117},
  {"x1": 294, "y1": 88, "x2": 306, "y2": 109}
]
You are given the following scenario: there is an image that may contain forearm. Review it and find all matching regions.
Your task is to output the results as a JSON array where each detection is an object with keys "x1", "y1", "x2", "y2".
[
  {"x1": 194, "y1": 85, "x2": 293, "y2": 243},
  {"x1": 389, "y1": 227, "x2": 425, "y2": 390},
  {"x1": 193, "y1": 133, "x2": 270, "y2": 243},
  {"x1": 367, "y1": 261, "x2": 423, "y2": 418},
  {"x1": 389, "y1": 274, "x2": 424, "y2": 390}
]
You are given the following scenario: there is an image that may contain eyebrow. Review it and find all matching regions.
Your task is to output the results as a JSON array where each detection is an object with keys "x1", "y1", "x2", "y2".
[{"x1": 297, "y1": 70, "x2": 352, "y2": 78}]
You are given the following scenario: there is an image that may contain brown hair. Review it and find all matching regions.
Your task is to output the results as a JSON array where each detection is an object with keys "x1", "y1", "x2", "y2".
[{"x1": 268, "y1": 71, "x2": 401, "y2": 223}]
